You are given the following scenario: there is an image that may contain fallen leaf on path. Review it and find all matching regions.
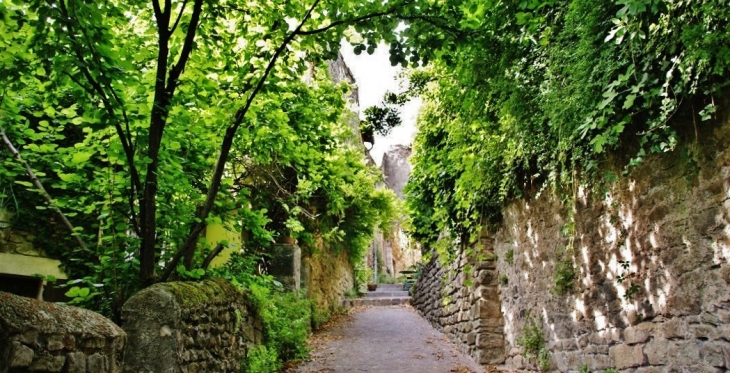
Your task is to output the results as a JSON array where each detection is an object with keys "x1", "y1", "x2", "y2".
[{"x1": 449, "y1": 365, "x2": 474, "y2": 373}]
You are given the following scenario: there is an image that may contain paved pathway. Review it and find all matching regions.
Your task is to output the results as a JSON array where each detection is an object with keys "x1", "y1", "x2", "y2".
[{"x1": 289, "y1": 305, "x2": 486, "y2": 373}]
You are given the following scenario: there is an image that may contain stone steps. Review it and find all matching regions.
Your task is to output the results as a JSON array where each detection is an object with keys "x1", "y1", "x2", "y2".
[
  {"x1": 342, "y1": 297, "x2": 411, "y2": 307},
  {"x1": 342, "y1": 284, "x2": 411, "y2": 307}
]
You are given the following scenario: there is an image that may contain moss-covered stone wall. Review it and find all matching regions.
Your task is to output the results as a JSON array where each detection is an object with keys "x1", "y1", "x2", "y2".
[
  {"x1": 121, "y1": 278, "x2": 262, "y2": 373},
  {"x1": 0, "y1": 291, "x2": 125, "y2": 373}
]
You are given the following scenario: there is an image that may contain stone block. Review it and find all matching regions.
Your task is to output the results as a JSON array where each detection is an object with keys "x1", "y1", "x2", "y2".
[
  {"x1": 83, "y1": 337, "x2": 106, "y2": 349},
  {"x1": 66, "y1": 352, "x2": 86, "y2": 373},
  {"x1": 9, "y1": 341, "x2": 34, "y2": 367},
  {"x1": 29, "y1": 354, "x2": 66, "y2": 372},
  {"x1": 63, "y1": 335, "x2": 76, "y2": 350},
  {"x1": 588, "y1": 353, "x2": 613, "y2": 370},
  {"x1": 19, "y1": 330, "x2": 39, "y2": 346},
  {"x1": 87, "y1": 353, "x2": 108, "y2": 373},
  {"x1": 669, "y1": 340, "x2": 700, "y2": 366},
  {"x1": 624, "y1": 323, "x2": 652, "y2": 344},
  {"x1": 46, "y1": 334, "x2": 65, "y2": 351},
  {"x1": 608, "y1": 343, "x2": 646, "y2": 369},
  {"x1": 634, "y1": 367, "x2": 665, "y2": 373},
  {"x1": 701, "y1": 341, "x2": 726, "y2": 367},
  {"x1": 475, "y1": 347, "x2": 506, "y2": 365},
  {"x1": 471, "y1": 298, "x2": 501, "y2": 319},
  {"x1": 691, "y1": 324, "x2": 718, "y2": 340},
  {"x1": 582, "y1": 344, "x2": 609, "y2": 355},
  {"x1": 478, "y1": 285, "x2": 499, "y2": 300},
  {"x1": 475, "y1": 333, "x2": 503, "y2": 349},
  {"x1": 658, "y1": 318, "x2": 687, "y2": 339},
  {"x1": 644, "y1": 339, "x2": 676, "y2": 365},
  {"x1": 477, "y1": 270, "x2": 499, "y2": 286}
]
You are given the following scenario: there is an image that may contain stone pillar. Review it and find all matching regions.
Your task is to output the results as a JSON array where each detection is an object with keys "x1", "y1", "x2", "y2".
[{"x1": 268, "y1": 243, "x2": 301, "y2": 291}]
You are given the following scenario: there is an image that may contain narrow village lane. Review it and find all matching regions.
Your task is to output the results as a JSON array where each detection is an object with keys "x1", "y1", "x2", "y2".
[{"x1": 289, "y1": 305, "x2": 487, "y2": 373}]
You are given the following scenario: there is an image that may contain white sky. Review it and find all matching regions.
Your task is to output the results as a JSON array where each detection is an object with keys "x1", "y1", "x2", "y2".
[{"x1": 340, "y1": 43, "x2": 421, "y2": 166}]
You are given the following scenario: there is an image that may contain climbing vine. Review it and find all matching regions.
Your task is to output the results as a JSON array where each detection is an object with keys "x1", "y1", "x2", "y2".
[{"x1": 405, "y1": 0, "x2": 730, "y2": 248}]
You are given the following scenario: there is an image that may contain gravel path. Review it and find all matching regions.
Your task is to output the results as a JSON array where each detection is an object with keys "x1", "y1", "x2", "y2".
[{"x1": 288, "y1": 305, "x2": 486, "y2": 373}]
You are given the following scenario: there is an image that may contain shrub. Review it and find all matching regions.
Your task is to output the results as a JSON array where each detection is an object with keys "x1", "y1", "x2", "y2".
[
  {"x1": 553, "y1": 257, "x2": 576, "y2": 295},
  {"x1": 505, "y1": 249, "x2": 514, "y2": 265},
  {"x1": 242, "y1": 345, "x2": 279, "y2": 373},
  {"x1": 243, "y1": 283, "x2": 312, "y2": 372},
  {"x1": 517, "y1": 314, "x2": 547, "y2": 369}
]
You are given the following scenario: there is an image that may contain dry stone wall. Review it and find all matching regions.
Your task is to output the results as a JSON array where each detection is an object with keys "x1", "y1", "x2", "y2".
[
  {"x1": 303, "y1": 241, "x2": 354, "y2": 321},
  {"x1": 414, "y1": 118, "x2": 730, "y2": 371},
  {"x1": 411, "y1": 251, "x2": 506, "y2": 365},
  {"x1": 0, "y1": 291, "x2": 125, "y2": 373},
  {"x1": 121, "y1": 278, "x2": 262, "y2": 373}
]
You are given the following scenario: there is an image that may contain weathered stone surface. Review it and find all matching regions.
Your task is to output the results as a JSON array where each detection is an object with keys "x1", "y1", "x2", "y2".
[
  {"x1": 8, "y1": 341, "x2": 33, "y2": 367},
  {"x1": 609, "y1": 343, "x2": 645, "y2": 369},
  {"x1": 268, "y1": 243, "x2": 301, "y2": 291},
  {"x1": 66, "y1": 352, "x2": 86, "y2": 373},
  {"x1": 644, "y1": 339, "x2": 676, "y2": 365},
  {"x1": 701, "y1": 341, "x2": 726, "y2": 367},
  {"x1": 122, "y1": 279, "x2": 258, "y2": 373},
  {"x1": 411, "y1": 252, "x2": 506, "y2": 365},
  {"x1": 0, "y1": 291, "x2": 124, "y2": 373},
  {"x1": 412, "y1": 116, "x2": 730, "y2": 371},
  {"x1": 87, "y1": 353, "x2": 108, "y2": 373},
  {"x1": 29, "y1": 354, "x2": 66, "y2": 372},
  {"x1": 380, "y1": 145, "x2": 412, "y2": 199},
  {"x1": 624, "y1": 324, "x2": 652, "y2": 344}
]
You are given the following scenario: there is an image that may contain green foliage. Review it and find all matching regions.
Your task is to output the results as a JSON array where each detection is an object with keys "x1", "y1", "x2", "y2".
[
  {"x1": 354, "y1": 264, "x2": 374, "y2": 293},
  {"x1": 505, "y1": 249, "x2": 514, "y2": 265},
  {"x1": 517, "y1": 314, "x2": 546, "y2": 367},
  {"x1": 377, "y1": 271, "x2": 397, "y2": 284},
  {"x1": 603, "y1": 369, "x2": 620, "y2": 373},
  {"x1": 616, "y1": 260, "x2": 640, "y2": 300},
  {"x1": 499, "y1": 274, "x2": 508, "y2": 285},
  {"x1": 0, "y1": 0, "x2": 437, "y2": 319},
  {"x1": 247, "y1": 283, "x2": 312, "y2": 370},
  {"x1": 209, "y1": 253, "x2": 276, "y2": 290},
  {"x1": 538, "y1": 348, "x2": 551, "y2": 371},
  {"x1": 405, "y1": 0, "x2": 730, "y2": 253},
  {"x1": 242, "y1": 345, "x2": 279, "y2": 373},
  {"x1": 553, "y1": 257, "x2": 576, "y2": 295}
]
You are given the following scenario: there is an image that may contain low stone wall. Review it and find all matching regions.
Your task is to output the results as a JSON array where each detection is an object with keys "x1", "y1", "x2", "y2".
[
  {"x1": 0, "y1": 291, "x2": 125, "y2": 373},
  {"x1": 121, "y1": 278, "x2": 262, "y2": 373},
  {"x1": 411, "y1": 250, "x2": 505, "y2": 365}
]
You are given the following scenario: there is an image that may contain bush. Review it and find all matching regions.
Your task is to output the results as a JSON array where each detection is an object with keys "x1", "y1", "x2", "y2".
[
  {"x1": 242, "y1": 345, "x2": 279, "y2": 373},
  {"x1": 517, "y1": 314, "x2": 547, "y2": 369},
  {"x1": 248, "y1": 283, "x2": 312, "y2": 366},
  {"x1": 553, "y1": 257, "x2": 576, "y2": 295}
]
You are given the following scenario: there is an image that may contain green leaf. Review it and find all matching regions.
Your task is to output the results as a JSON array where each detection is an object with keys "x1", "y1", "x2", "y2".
[
  {"x1": 622, "y1": 94, "x2": 636, "y2": 109},
  {"x1": 71, "y1": 152, "x2": 92, "y2": 164}
]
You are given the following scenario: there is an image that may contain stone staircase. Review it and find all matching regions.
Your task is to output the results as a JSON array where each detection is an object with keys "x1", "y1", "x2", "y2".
[{"x1": 342, "y1": 284, "x2": 411, "y2": 307}]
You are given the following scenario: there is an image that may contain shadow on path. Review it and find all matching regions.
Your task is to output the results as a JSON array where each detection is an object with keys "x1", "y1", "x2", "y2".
[{"x1": 286, "y1": 305, "x2": 492, "y2": 373}]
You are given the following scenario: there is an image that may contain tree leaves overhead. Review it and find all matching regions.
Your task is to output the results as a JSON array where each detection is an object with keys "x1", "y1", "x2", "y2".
[{"x1": 1, "y1": 0, "x2": 445, "y2": 316}]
